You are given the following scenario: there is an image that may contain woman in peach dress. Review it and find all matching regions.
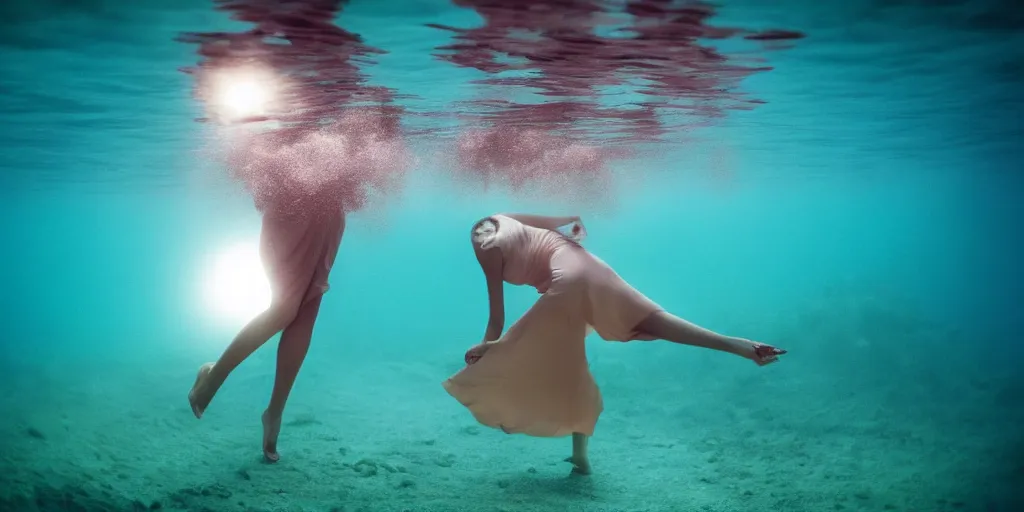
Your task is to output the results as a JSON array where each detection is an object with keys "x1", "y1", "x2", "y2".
[
  {"x1": 443, "y1": 213, "x2": 786, "y2": 475},
  {"x1": 188, "y1": 202, "x2": 344, "y2": 463}
]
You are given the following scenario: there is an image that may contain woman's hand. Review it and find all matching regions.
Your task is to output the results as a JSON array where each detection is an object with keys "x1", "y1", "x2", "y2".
[
  {"x1": 568, "y1": 217, "x2": 587, "y2": 243},
  {"x1": 557, "y1": 216, "x2": 587, "y2": 243},
  {"x1": 465, "y1": 342, "x2": 494, "y2": 365}
]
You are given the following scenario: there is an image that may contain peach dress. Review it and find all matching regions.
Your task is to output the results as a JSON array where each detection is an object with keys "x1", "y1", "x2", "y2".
[
  {"x1": 443, "y1": 215, "x2": 664, "y2": 437},
  {"x1": 259, "y1": 207, "x2": 345, "y2": 307}
]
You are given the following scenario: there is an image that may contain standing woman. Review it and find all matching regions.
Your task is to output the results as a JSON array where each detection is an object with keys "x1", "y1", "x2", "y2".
[
  {"x1": 443, "y1": 213, "x2": 786, "y2": 475},
  {"x1": 188, "y1": 194, "x2": 344, "y2": 463},
  {"x1": 186, "y1": 112, "x2": 406, "y2": 463},
  {"x1": 180, "y1": 1, "x2": 408, "y2": 463}
]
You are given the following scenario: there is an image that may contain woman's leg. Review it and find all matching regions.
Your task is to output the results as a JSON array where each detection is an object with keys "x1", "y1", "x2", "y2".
[
  {"x1": 262, "y1": 294, "x2": 323, "y2": 462},
  {"x1": 634, "y1": 311, "x2": 784, "y2": 365},
  {"x1": 189, "y1": 299, "x2": 301, "y2": 418},
  {"x1": 565, "y1": 433, "x2": 592, "y2": 475}
]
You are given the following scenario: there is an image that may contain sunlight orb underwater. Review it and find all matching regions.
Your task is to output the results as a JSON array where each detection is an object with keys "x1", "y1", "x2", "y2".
[
  {"x1": 201, "y1": 241, "x2": 271, "y2": 326},
  {"x1": 207, "y1": 66, "x2": 278, "y2": 122},
  {"x1": 221, "y1": 79, "x2": 269, "y2": 118}
]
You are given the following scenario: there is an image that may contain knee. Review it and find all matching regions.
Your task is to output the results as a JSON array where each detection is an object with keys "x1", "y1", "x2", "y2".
[{"x1": 265, "y1": 297, "x2": 303, "y2": 329}]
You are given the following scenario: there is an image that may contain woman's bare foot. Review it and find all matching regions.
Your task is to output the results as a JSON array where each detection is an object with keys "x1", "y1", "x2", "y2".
[
  {"x1": 262, "y1": 410, "x2": 282, "y2": 463},
  {"x1": 566, "y1": 433, "x2": 592, "y2": 475},
  {"x1": 745, "y1": 341, "x2": 786, "y2": 366},
  {"x1": 564, "y1": 455, "x2": 592, "y2": 475},
  {"x1": 188, "y1": 363, "x2": 215, "y2": 419}
]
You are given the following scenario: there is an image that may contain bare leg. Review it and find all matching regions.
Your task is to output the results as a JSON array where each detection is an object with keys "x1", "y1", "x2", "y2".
[
  {"x1": 262, "y1": 294, "x2": 323, "y2": 462},
  {"x1": 635, "y1": 311, "x2": 784, "y2": 365},
  {"x1": 564, "y1": 433, "x2": 592, "y2": 475},
  {"x1": 189, "y1": 301, "x2": 301, "y2": 418}
]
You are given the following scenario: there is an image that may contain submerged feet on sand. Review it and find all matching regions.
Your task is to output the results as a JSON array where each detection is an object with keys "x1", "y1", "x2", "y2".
[
  {"x1": 188, "y1": 362, "x2": 283, "y2": 463},
  {"x1": 188, "y1": 363, "x2": 215, "y2": 419},
  {"x1": 564, "y1": 455, "x2": 592, "y2": 476},
  {"x1": 262, "y1": 410, "x2": 282, "y2": 463}
]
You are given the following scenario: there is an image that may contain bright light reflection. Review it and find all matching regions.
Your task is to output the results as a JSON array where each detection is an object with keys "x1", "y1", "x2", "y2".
[
  {"x1": 208, "y1": 67, "x2": 278, "y2": 122},
  {"x1": 201, "y1": 240, "x2": 271, "y2": 326}
]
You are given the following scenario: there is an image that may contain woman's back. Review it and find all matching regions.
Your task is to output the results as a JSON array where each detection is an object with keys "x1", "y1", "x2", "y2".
[{"x1": 482, "y1": 214, "x2": 578, "y2": 292}]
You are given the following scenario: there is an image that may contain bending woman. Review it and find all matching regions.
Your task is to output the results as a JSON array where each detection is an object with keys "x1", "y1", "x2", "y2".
[
  {"x1": 442, "y1": 213, "x2": 785, "y2": 475},
  {"x1": 188, "y1": 204, "x2": 345, "y2": 463}
]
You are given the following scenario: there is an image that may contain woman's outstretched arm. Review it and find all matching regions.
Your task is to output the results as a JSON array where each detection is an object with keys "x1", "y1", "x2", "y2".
[
  {"x1": 475, "y1": 243, "x2": 505, "y2": 342},
  {"x1": 501, "y1": 213, "x2": 580, "y2": 232}
]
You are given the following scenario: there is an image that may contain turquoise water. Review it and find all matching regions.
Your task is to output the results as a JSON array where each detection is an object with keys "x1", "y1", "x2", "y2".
[{"x1": 1, "y1": 0, "x2": 1022, "y2": 511}]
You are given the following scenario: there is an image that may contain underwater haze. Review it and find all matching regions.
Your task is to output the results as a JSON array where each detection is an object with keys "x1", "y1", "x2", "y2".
[{"x1": 1, "y1": 0, "x2": 1023, "y2": 511}]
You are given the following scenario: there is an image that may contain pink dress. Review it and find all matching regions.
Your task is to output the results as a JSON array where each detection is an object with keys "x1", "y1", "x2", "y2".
[
  {"x1": 443, "y1": 215, "x2": 664, "y2": 437},
  {"x1": 259, "y1": 207, "x2": 346, "y2": 307}
]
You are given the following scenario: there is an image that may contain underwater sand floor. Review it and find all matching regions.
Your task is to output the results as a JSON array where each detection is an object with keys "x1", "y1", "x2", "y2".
[{"x1": 1, "y1": 330, "x2": 1021, "y2": 512}]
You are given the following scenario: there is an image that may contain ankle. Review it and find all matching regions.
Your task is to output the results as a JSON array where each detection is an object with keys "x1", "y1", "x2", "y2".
[{"x1": 726, "y1": 337, "x2": 753, "y2": 358}]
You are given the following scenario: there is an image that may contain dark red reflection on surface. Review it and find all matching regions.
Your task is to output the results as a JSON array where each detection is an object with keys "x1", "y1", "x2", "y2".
[
  {"x1": 427, "y1": 0, "x2": 802, "y2": 187},
  {"x1": 179, "y1": 0, "x2": 410, "y2": 212},
  {"x1": 179, "y1": 1, "x2": 802, "y2": 201}
]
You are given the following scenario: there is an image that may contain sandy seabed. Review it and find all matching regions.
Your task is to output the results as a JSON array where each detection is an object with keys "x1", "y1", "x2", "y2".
[{"x1": 1, "y1": 302, "x2": 1021, "y2": 512}]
